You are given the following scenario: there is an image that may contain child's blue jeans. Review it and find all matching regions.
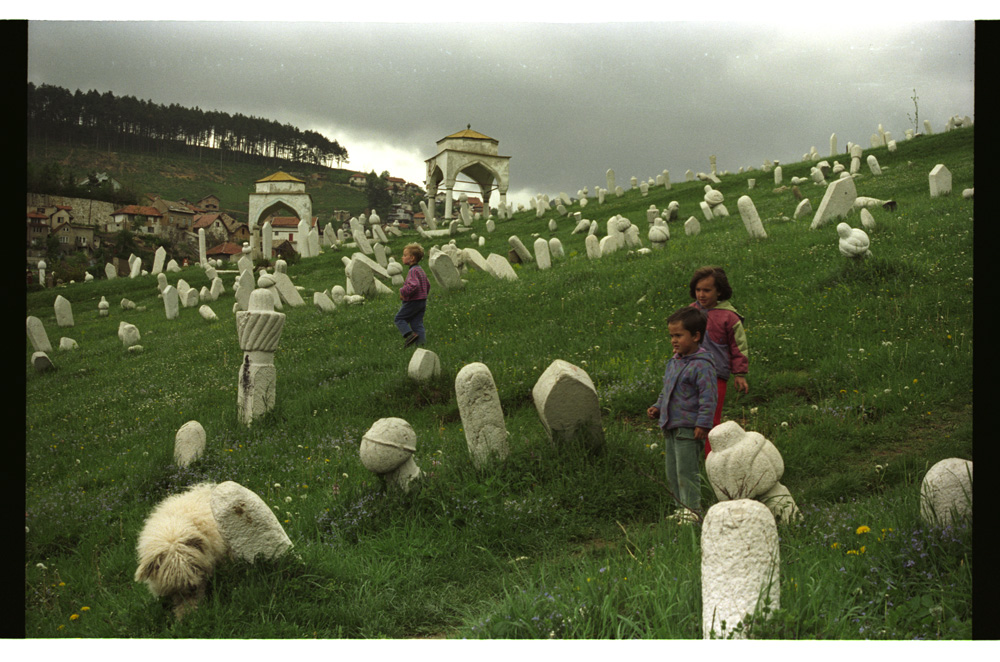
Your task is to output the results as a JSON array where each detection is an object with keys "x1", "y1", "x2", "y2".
[
  {"x1": 663, "y1": 426, "x2": 701, "y2": 513},
  {"x1": 394, "y1": 299, "x2": 426, "y2": 344}
]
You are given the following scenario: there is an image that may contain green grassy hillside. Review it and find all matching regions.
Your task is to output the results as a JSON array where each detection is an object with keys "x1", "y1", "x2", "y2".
[
  {"x1": 28, "y1": 141, "x2": 373, "y2": 218},
  {"x1": 25, "y1": 127, "x2": 973, "y2": 639}
]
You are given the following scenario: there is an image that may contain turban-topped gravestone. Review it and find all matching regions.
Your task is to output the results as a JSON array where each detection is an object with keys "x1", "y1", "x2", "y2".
[{"x1": 360, "y1": 418, "x2": 422, "y2": 493}]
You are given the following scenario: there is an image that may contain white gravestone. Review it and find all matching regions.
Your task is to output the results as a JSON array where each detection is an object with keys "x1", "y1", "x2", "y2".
[
  {"x1": 867, "y1": 154, "x2": 882, "y2": 176},
  {"x1": 485, "y1": 254, "x2": 518, "y2": 281},
  {"x1": 210, "y1": 481, "x2": 293, "y2": 562},
  {"x1": 26, "y1": 316, "x2": 53, "y2": 353},
  {"x1": 174, "y1": 420, "x2": 206, "y2": 468},
  {"x1": 919, "y1": 458, "x2": 972, "y2": 527},
  {"x1": 408, "y1": 348, "x2": 441, "y2": 382},
  {"x1": 53, "y1": 295, "x2": 74, "y2": 328},
  {"x1": 198, "y1": 305, "x2": 218, "y2": 321},
  {"x1": 837, "y1": 223, "x2": 872, "y2": 259},
  {"x1": 59, "y1": 337, "x2": 78, "y2": 351},
  {"x1": 929, "y1": 164, "x2": 952, "y2": 197},
  {"x1": 736, "y1": 196, "x2": 767, "y2": 239},
  {"x1": 118, "y1": 321, "x2": 141, "y2": 348},
  {"x1": 152, "y1": 246, "x2": 167, "y2": 275},
  {"x1": 360, "y1": 418, "x2": 422, "y2": 493},
  {"x1": 533, "y1": 237, "x2": 552, "y2": 271},
  {"x1": 162, "y1": 286, "x2": 180, "y2": 320},
  {"x1": 455, "y1": 363, "x2": 510, "y2": 468},
  {"x1": 810, "y1": 175, "x2": 858, "y2": 229},
  {"x1": 531, "y1": 359, "x2": 604, "y2": 452},
  {"x1": 701, "y1": 499, "x2": 780, "y2": 639}
]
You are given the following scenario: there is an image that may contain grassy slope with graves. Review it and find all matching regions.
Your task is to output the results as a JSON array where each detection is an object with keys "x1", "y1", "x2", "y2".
[{"x1": 25, "y1": 126, "x2": 973, "y2": 639}]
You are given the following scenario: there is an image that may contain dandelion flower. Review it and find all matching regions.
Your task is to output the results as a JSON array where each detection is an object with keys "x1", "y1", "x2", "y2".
[
  {"x1": 831, "y1": 542, "x2": 840, "y2": 549},
  {"x1": 69, "y1": 614, "x2": 79, "y2": 621},
  {"x1": 856, "y1": 525, "x2": 871, "y2": 535},
  {"x1": 274, "y1": 483, "x2": 281, "y2": 488},
  {"x1": 81, "y1": 606, "x2": 90, "y2": 611},
  {"x1": 285, "y1": 496, "x2": 293, "y2": 503}
]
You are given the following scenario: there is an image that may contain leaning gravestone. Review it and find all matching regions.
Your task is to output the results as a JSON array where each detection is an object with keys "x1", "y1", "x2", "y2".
[
  {"x1": 508, "y1": 235, "x2": 533, "y2": 263},
  {"x1": 174, "y1": 420, "x2": 206, "y2": 468},
  {"x1": 235, "y1": 289, "x2": 286, "y2": 425},
  {"x1": 736, "y1": 196, "x2": 767, "y2": 239},
  {"x1": 485, "y1": 254, "x2": 518, "y2": 281},
  {"x1": 408, "y1": 348, "x2": 441, "y2": 382},
  {"x1": 428, "y1": 252, "x2": 464, "y2": 291},
  {"x1": 919, "y1": 458, "x2": 972, "y2": 527},
  {"x1": 531, "y1": 359, "x2": 604, "y2": 452},
  {"x1": 211, "y1": 481, "x2": 293, "y2": 562},
  {"x1": 32, "y1": 352, "x2": 55, "y2": 373},
  {"x1": 26, "y1": 316, "x2": 53, "y2": 353},
  {"x1": 105, "y1": 263, "x2": 117, "y2": 280},
  {"x1": 701, "y1": 499, "x2": 780, "y2": 639},
  {"x1": 53, "y1": 296, "x2": 74, "y2": 328},
  {"x1": 867, "y1": 154, "x2": 882, "y2": 176},
  {"x1": 152, "y1": 246, "x2": 167, "y2": 275},
  {"x1": 455, "y1": 363, "x2": 510, "y2": 468},
  {"x1": 793, "y1": 199, "x2": 812, "y2": 220},
  {"x1": 58, "y1": 337, "x2": 78, "y2": 351},
  {"x1": 360, "y1": 418, "x2": 423, "y2": 493},
  {"x1": 313, "y1": 291, "x2": 336, "y2": 312},
  {"x1": 162, "y1": 286, "x2": 180, "y2": 320},
  {"x1": 198, "y1": 305, "x2": 218, "y2": 322},
  {"x1": 810, "y1": 175, "x2": 858, "y2": 229},
  {"x1": 271, "y1": 271, "x2": 306, "y2": 307}
]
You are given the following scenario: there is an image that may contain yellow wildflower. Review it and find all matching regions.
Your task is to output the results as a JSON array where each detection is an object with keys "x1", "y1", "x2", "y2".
[
  {"x1": 856, "y1": 525, "x2": 871, "y2": 535},
  {"x1": 831, "y1": 542, "x2": 840, "y2": 549},
  {"x1": 69, "y1": 614, "x2": 79, "y2": 621},
  {"x1": 80, "y1": 606, "x2": 90, "y2": 611},
  {"x1": 846, "y1": 550, "x2": 859, "y2": 555}
]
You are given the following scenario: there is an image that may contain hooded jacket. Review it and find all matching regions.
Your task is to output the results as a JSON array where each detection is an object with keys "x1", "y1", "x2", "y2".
[
  {"x1": 653, "y1": 346, "x2": 718, "y2": 430},
  {"x1": 689, "y1": 300, "x2": 748, "y2": 381}
]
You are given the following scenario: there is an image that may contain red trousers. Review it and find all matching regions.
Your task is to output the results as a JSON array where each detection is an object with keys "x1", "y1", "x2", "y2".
[{"x1": 705, "y1": 378, "x2": 728, "y2": 457}]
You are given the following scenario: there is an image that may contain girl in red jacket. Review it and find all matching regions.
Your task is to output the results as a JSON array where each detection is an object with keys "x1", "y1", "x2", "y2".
[{"x1": 688, "y1": 266, "x2": 749, "y2": 456}]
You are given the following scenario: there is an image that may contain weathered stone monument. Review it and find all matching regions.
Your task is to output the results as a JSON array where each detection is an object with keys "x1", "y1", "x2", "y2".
[
  {"x1": 360, "y1": 418, "x2": 422, "y2": 493},
  {"x1": 736, "y1": 196, "x2": 767, "y2": 239},
  {"x1": 408, "y1": 348, "x2": 441, "y2": 382},
  {"x1": 929, "y1": 164, "x2": 952, "y2": 197},
  {"x1": 26, "y1": 316, "x2": 53, "y2": 353},
  {"x1": 174, "y1": 420, "x2": 206, "y2": 468},
  {"x1": 54, "y1": 295, "x2": 74, "y2": 328},
  {"x1": 531, "y1": 359, "x2": 604, "y2": 452},
  {"x1": 210, "y1": 481, "x2": 293, "y2": 561},
  {"x1": 235, "y1": 289, "x2": 286, "y2": 425},
  {"x1": 705, "y1": 421, "x2": 800, "y2": 523},
  {"x1": 920, "y1": 458, "x2": 972, "y2": 527},
  {"x1": 810, "y1": 175, "x2": 858, "y2": 229},
  {"x1": 701, "y1": 499, "x2": 780, "y2": 639},
  {"x1": 118, "y1": 321, "x2": 141, "y2": 349},
  {"x1": 455, "y1": 363, "x2": 510, "y2": 468},
  {"x1": 837, "y1": 223, "x2": 872, "y2": 259}
]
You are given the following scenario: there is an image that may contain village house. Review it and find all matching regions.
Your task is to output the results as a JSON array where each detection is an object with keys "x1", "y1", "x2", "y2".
[
  {"x1": 206, "y1": 241, "x2": 244, "y2": 263},
  {"x1": 26, "y1": 208, "x2": 52, "y2": 248},
  {"x1": 196, "y1": 194, "x2": 220, "y2": 211},
  {"x1": 193, "y1": 212, "x2": 230, "y2": 245},
  {"x1": 348, "y1": 172, "x2": 368, "y2": 188},
  {"x1": 267, "y1": 215, "x2": 318, "y2": 253},
  {"x1": 145, "y1": 194, "x2": 197, "y2": 237},
  {"x1": 107, "y1": 205, "x2": 164, "y2": 234}
]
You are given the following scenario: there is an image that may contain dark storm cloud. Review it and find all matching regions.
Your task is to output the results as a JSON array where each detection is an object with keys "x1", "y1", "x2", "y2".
[{"x1": 28, "y1": 20, "x2": 974, "y2": 207}]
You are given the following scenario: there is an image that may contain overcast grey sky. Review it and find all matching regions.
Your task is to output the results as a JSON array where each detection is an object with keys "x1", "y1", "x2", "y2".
[{"x1": 26, "y1": 12, "x2": 977, "y2": 209}]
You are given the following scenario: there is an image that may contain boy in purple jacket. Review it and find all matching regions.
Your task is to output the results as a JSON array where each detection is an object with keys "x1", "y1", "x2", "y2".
[
  {"x1": 646, "y1": 307, "x2": 718, "y2": 522},
  {"x1": 395, "y1": 242, "x2": 430, "y2": 347}
]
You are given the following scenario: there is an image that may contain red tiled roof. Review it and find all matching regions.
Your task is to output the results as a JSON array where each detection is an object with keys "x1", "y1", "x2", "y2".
[
  {"x1": 56, "y1": 205, "x2": 72, "y2": 211},
  {"x1": 206, "y1": 242, "x2": 244, "y2": 255},
  {"x1": 27, "y1": 212, "x2": 48, "y2": 219},
  {"x1": 112, "y1": 205, "x2": 162, "y2": 217},
  {"x1": 193, "y1": 213, "x2": 221, "y2": 229},
  {"x1": 269, "y1": 216, "x2": 318, "y2": 228}
]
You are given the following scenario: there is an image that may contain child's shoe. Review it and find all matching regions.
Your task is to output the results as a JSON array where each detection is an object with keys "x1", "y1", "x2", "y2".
[{"x1": 403, "y1": 332, "x2": 419, "y2": 348}]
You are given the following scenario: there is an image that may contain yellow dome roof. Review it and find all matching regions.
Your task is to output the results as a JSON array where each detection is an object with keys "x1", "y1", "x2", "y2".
[
  {"x1": 256, "y1": 171, "x2": 305, "y2": 183},
  {"x1": 443, "y1": 126, "x2": 497, "y2": 142}
]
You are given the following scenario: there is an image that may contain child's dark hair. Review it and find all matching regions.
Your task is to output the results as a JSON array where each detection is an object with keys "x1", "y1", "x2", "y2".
[
  {"x1": 667, "y1": 307, "x2": 707, "y2": 342},
  {"x1": 403, "y1": 243, "x2": 424, "y2": 262},
  {"x1": 689, "y1": 265, "x2": 733, "y2": 301}
]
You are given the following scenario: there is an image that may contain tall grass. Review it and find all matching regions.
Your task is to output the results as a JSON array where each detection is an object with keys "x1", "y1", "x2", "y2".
[{"x1": 25, "y1": 127, "x2": 973, "y2": 639}]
